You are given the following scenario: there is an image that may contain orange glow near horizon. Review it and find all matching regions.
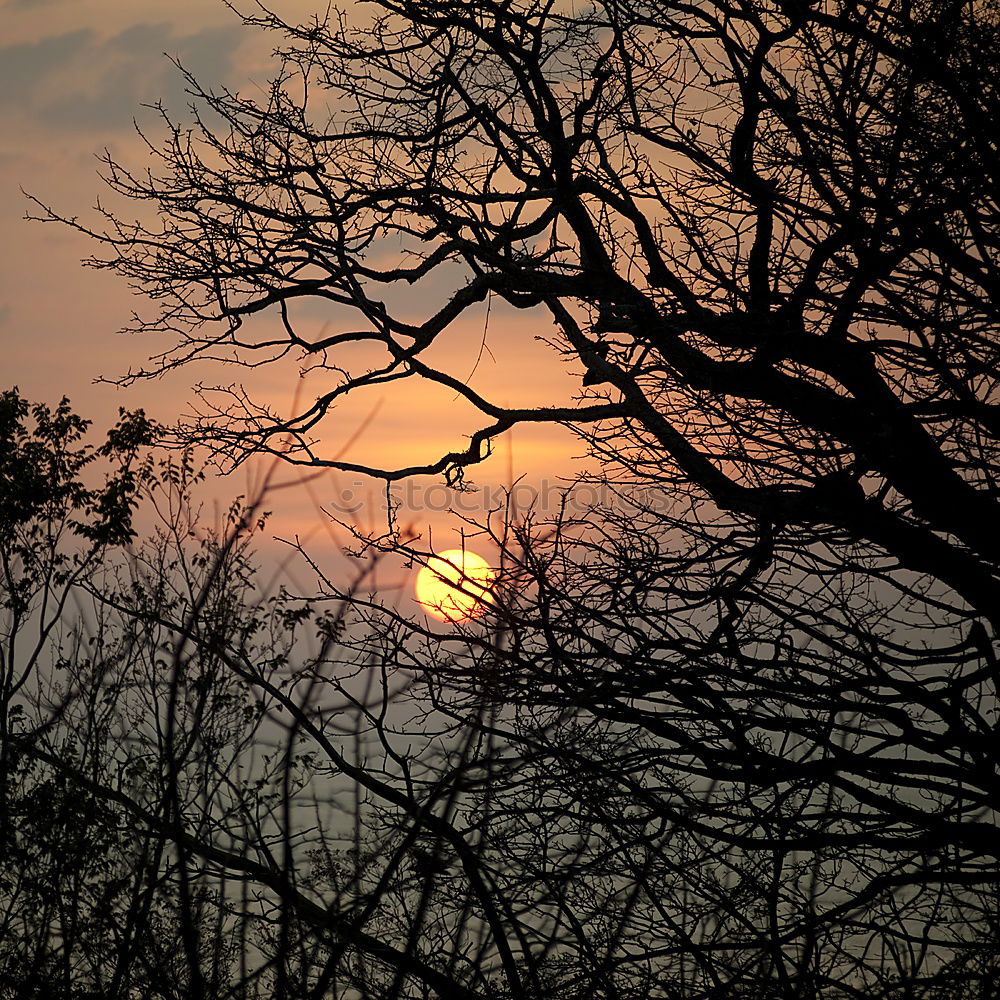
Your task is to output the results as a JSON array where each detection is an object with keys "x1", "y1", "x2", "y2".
[{"x1": 415, "y1": 548, "x2": 495, "y2": 622}]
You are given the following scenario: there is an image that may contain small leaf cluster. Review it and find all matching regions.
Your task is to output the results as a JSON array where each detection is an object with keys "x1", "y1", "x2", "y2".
[{"x1": 0, "y1": 387, "x2": 158, "y2": 552}]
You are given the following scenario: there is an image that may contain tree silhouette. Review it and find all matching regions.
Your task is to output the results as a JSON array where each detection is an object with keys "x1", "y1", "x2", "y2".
[
  {"x1": 18, "y1": 0, "x2": 1000, "y2": 996},
  {"x1": 0, "y1": 391, "x2": 158, "y2": 997}
]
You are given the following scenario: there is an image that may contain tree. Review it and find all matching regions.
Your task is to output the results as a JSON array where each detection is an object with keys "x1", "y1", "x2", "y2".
[
  {"x1": 0, "y1": 390, "x2": 158, "y2": 997},
  {"x1": 0, "y1": 387, "x2": 155, "y2": 813},
  {"x1": 25, "y1": 0, "x2": 1000, "y2": 996}
]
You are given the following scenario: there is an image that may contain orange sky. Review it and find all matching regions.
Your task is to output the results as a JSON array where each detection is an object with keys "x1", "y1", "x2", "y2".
[{"x1": 0, "y1": 0, "x2": 589, "y2": 610}]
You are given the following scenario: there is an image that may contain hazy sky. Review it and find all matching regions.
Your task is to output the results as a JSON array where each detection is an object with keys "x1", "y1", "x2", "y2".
[
  {"x1": 1, "y1": 0, "x2": 587, "y2": 585},
  {"x1": 2, "y1": 0, "x2": 259, "y2": 420}
]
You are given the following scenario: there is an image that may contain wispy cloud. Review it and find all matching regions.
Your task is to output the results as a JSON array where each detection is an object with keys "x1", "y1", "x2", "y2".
[
  {"x1": 0, "y1": 30, "x2": 93, "y2": 105},
  {"x1": 0, "y1": 21, "x2": 246, "y2": 130}
]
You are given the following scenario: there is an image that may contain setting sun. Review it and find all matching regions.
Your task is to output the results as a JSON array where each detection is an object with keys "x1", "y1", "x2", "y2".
[{"x1": 415, "y1": 548, "x2": 495, "y2": 622}]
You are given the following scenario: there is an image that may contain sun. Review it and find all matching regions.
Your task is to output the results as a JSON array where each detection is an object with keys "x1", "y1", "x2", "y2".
[{"x1": 415, "y1": 548, "x2": 495, "y2": 622}]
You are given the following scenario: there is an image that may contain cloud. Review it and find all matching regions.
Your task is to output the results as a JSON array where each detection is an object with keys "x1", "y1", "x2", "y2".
[
  {"x1": 43, "y1": 23, "x2": 246, "y2": 129},
  {"x1": 0, "y1": 22, "x2": 245, "y2": 131},
  {"x1": 0, "y1": 30, "x2": 93, "y2": 105}
]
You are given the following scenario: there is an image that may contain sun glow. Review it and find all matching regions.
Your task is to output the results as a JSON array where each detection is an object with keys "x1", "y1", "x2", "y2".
[{"x1": 414, "y1": 549, "x2": 495, "y2": 622}]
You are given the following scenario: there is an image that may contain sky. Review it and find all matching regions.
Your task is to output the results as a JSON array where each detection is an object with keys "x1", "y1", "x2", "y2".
[{"x1": 0, "y1": 0, "x2": 589, "y2": 605}]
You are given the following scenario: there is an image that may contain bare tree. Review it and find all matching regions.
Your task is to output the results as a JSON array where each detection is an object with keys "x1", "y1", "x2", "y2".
[{"x1": 21, "y1": 0, "x2": 1000, "y2": 996}]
